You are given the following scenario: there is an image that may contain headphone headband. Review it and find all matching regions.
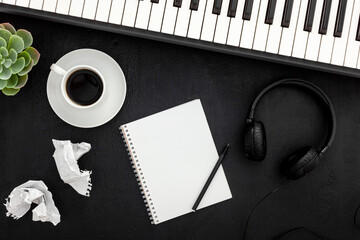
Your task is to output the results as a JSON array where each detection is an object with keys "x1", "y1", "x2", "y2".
[{"x1": 247, "y1": 79, "x2": 336, "y2": 154}]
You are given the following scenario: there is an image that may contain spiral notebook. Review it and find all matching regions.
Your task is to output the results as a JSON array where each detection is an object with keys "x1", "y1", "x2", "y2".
[{"x1": 120, "y1": 99, "x2": 232, "y2": 224}]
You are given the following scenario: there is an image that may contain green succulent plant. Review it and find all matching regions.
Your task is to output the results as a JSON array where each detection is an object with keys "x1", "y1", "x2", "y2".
[{"x1": 0, "y1": 23, "x2": 40, "y2": 96}]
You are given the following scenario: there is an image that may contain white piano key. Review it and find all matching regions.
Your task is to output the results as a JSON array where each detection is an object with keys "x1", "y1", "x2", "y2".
[
  {"x1": 266, "y1": 0, "x2": 286, "y2": 53},
  {"x1": 29, "y1": 0, "x2": 43, "y2": 9},
  {"x1": 2, "y1": 0, "x2": 16, "y2": 4},
  {"x1": 187, "y1": 0, "x2": 208, "y2": 39},
  {"x1": 318, "y1": 0, "x2": 339, "y2": 63},
  {"x1": 240, "y1": 0, "x2": 260, "y2": 49},
  {"x1": 82, "y1": 0, "x2": 98, "y2": 20},
  {"x1": 135, "y1": 0, "x2": 152, "y2": 29},
  {"x1": 357, "y1": 49, "x2": 360, "y2": 69},
  {"x1": 252, "y1": 0, "x2": 270, "y2": 51},
  {"x1": 108, "y1": 0, "x2": 126, "y2": 24},
  {"x1": 331, "y1": 0, "x2": 354, "y2": 65},
  {"x1": 344, "y1": 0, "x2": 360, "y2": 68},
  {"x1": 279, "y1": 0, "x2": 301, "y2": 56},
  {"x1": 292, "y1": 0, "x2": 309, "y2": 58},
  {"x1": 69, "y1": 0, "x2": 84, "y2": 17},
  {"x1": 161, "y1": 0, "x2": 179, "y2": 34},
  {"x1": 214, "y1": 0, "x2": 231, "y2": 44},
  {"x1": 122, "y1": 0, "x2": 139, "y2": 27},
  {"x1": 42, "y1": 0, "x2": 57, "y2": 12},
  {"x1": 95, "y1": 0, "x2": 112, "y2": 22},
  {"x1": 148, "y1": 0, "x2": 166, "y2": 32},
  {"x1": 226, "y1": 0, "x2": 245, "y2": 46},
  {"x1": 201, "y1": 0, "x2": 218, "y2": 41},
  {"x1": 304, "y1": 0, "x2": 324, "y2": 60},
  {"x1": 174, "y1": 0, "x2": 192, "y2": 37},
  {"x1": 56, "y1": 0, "x2": 70, "y2": 15},
  {"x1": 16, "y1": 0, "x2": 29, "y2": 7}
]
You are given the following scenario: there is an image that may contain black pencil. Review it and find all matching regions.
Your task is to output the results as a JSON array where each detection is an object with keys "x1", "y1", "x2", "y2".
[{"x1": 192, "y1": 144, "x2": 230, "y2": 212}]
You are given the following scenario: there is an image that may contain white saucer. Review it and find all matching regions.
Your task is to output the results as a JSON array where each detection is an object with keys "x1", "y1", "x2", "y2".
[{"x1": 47, "y1": 49, "x2": 126, "y2": 128}]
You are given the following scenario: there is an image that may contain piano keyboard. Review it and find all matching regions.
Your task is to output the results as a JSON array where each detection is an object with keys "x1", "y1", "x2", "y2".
[{"x1": 1, "y1": 0, "x2": 360, "y2": 78}]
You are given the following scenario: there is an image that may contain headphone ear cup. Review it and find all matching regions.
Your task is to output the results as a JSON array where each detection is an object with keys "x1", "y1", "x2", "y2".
[
  {"x1": 244, "y1": 121, "x2": 267, "y2": 161},
  {"x1": 281, "y1": 147, "x2": 320, "y2": 180}
]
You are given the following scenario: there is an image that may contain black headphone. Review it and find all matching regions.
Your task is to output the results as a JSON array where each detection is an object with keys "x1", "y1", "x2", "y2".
[{"x1": 244, "y1": 79, "x2": 336, "y2": 180}]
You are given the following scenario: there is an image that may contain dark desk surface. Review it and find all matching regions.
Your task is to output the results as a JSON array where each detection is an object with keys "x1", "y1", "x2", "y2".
[{"x1": 1, "y1": 13, "x2": 360, "y2": 240}]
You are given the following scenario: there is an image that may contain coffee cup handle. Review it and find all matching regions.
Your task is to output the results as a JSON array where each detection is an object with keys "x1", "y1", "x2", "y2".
[{"x1": 50, "y1": 64, "x2": 67, "y2": 76}]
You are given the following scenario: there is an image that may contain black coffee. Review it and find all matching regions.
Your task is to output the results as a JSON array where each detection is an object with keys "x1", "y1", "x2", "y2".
[{"x1": 66, "y1": 69, "x2": 103, "y2": 106}]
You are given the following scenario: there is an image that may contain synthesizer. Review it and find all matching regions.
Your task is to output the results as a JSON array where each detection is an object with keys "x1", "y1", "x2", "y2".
[{"x1": 1, "y1": 0, "x2": 360, "y2": 78}]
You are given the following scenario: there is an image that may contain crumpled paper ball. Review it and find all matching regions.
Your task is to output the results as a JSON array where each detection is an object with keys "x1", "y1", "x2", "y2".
[
  {"x1": 52, "y1": 139, "x2": 92, "y2": 197},
  {"x1": 4, "y1": 180, "x2": 60, "y2": 226}
]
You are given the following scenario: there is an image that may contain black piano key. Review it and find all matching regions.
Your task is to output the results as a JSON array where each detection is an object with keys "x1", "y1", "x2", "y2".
[
  {"x1": 243, "y1": 0, "x2": 254, "y2": 20},
  {"x1": 228, "y1": 0, "x2": 238, "y2": 17},
  {"x1": 213, "y1": 0, "x2": 223, "y2": 15},
  {"x1": 356, "y1": 14, "x2": 360, "y2": 41},
  {"x1": 151, "y1": 0, "x2": 159, "y2": 3},
  {"x1": 265, "y1": 0, "x2": 277, "y2": 25},
  {"x1": 174, "y1": 0, "x2": 182, "y2": 7},
  {"x1": 281, "y1": 0, "x2": 294, "y2": 28},
  {"x1": 304, "y1": 0, "x2": 317, "y2": 32},
  {"x1": 190, "y1": 0, "x2": 199, "y2": 10},
  {"x1": 319, "y1": 0, "x2": 332, "y2": 34},
  {"x1": 334, "y1": 0, "x2": 347, "y2": 37}
]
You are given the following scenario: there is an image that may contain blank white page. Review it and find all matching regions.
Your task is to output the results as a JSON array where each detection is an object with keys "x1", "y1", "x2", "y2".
[{"x1": 121, "y1": 99, "x2": 232, "y2": 224}]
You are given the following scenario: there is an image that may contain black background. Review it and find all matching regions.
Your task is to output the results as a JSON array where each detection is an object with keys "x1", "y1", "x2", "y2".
[{"x1": 1, "y1": 12, "x2": 360, "y2": 240}]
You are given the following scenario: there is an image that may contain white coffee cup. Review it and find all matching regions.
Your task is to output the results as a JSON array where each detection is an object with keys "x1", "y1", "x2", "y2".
[{"x1": 50, "y1": 64, "x2": 105, "y2": 109}]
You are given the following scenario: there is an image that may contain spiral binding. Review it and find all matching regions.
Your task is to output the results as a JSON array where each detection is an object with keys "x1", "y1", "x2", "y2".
[{"x1": 120, "y1": 125, "x2": 159, "y2": 224}]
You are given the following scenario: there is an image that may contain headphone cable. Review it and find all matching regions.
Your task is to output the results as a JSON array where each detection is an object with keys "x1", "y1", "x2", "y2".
[
  {"x1": 243, "y1": 178, "x2": 289, "y2": 240},
  {"x1": 241, "y1": 175, "x2": 360, "y2": 239},
  {"x1": 354, "y1": 201, "x2": 360, "y2": 228},
  {"x1": 272, "y1": 227, "x2": 330, "y2": 240}
]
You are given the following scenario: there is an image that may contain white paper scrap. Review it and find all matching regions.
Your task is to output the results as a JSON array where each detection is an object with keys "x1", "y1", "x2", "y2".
[
  {"x1": 4, "y1": 180, "x2": 61, "y2": 226},
  {"x1": 52, "y1": 139, "x2": 92, "y2": 197}
]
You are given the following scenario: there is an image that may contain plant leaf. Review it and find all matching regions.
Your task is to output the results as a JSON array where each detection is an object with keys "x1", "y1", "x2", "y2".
[
  {"x1": 6, "y1": 74, "x2": 18, "y2": 88},
  {"x1": 25, "y1": 47, "x2": 40, "y2": 65},
  {"x1": 18, "y1": 59, "x2": 33, "y2": 76},
  {"x1": 0, "y1": 47, "x2": 8, "y2": 57},
  {"x1": 18, "y1": 51, "x2": 31, "y2": 66},
  {"x1": 0, "y1": 63, "x2": 2, "y2": 73},
  {"x1": 14, "y1": 73, "x2": 28, "y2": 89},
  {"x1": 2, "y1": 23, "x2": 16, "y2": 34},
  {"x1": 16, "y1": 29, "x2": 33, "y2": 49},
  {"x1": 0, "y1": 59, "x2": 4, "y2": 65},
  {"x1": 4, "y1": 59, "x2": 12, "y2": 68},
  {"x1": 0, "y1": 67, "x2": 12, "y2": 80},
  {"x1": 2, "y1": 87, "x2": 20, "y2": 96},
  {"x1": 10, "y1": 57, "x2": 25, "y2": 74},
  {"x1": 0, "y1": 37, "x2": 6, "y2": 48},
  {"x1": 0, "y1": 29, "x2": 11, "y2": 44},
  {"x1": 7, "y1": 49, "x2": 17, "y2": 63},
  {"x1": 0, "y1": 80, "x2": 7, "y2": 90},
  {"x1": 8, "y1": 35, "x2": 24, "y2": 53}
]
